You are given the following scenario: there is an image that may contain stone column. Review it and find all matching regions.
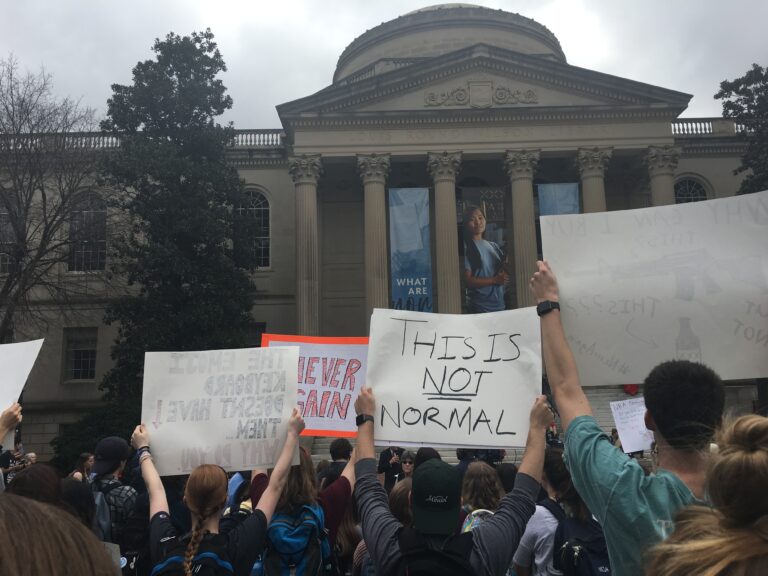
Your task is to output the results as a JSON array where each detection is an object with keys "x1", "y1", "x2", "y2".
[
  {"x1": 428, "y1": 151, "x2": 462, "y2": 313},
  {"x1": 577, "y1": 147, "x2": 613, "y2": 213},
  {"x1": 645, "y1": 145, "x2": 680, "y2": 206},
  {"x1": 504, "y1": 149, "x2": 540, "y2": 308},
  {"x1": 357, "y1": 153, "x2": 391, "y2": 324},
  {"x1": 289, "y1": 154, "x2": 323, "y2": 335}
]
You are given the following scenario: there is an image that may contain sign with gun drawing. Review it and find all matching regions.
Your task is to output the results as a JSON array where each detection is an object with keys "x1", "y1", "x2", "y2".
[
  {"x1": 541, "y1": 190, "x2": 768, "y2": 386},
  {"x1": 366, "y1": 307, "x2": 541, "y2": 448}
]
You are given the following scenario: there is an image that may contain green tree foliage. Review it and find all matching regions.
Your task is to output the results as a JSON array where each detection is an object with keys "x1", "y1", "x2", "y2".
[
  {"x1": 52, "y1": 30, "x2": 257, "y2": 467},
  {"x1": 101, "y1": 29, "x2": 257, "y2": 399},
  {"x1": 715, "y1": 63, "x2": 768, "y2": 194}
]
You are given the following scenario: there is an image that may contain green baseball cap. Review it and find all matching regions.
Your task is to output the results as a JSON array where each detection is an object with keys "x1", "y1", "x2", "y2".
[{"x1": 411, "y1": 458, "x2": 462, "y2": 535}]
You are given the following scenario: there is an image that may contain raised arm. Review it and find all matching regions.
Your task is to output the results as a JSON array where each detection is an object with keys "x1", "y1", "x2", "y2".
[
  {"x1": 517, "y1": 395, "x2": 552, "y2": 483},
  {"x1": 131, "y1": 424, "x2": 168, "y2": 518},
  {"x1": 530, "y1": 260, "x2": 592, "y2": 431},
  {"x1": 0, "y1": 403, "x2": 22, "y2": 443},
  {"x1": 354, "y1": 387, "x2": 404, "y2": 575},
  {"x1": 470, "y1": 396, "x2": 551, "y2": 575},
  {"x1": 255, "y1": 407, "x2": 304, "y2": 523},
  {"x1": 341, "y1": 447, "x2": 356, "y2": 489}
]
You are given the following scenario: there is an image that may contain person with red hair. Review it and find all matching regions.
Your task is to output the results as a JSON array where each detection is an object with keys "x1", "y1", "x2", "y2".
[{"x1": 131, "y1": 408, "x2": 304, "y2": 576}]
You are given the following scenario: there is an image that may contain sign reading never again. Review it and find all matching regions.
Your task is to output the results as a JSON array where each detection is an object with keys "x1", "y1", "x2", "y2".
[
  {"x1": 366, "y1": 308, "x2": 541, "y2": 448},
  {"x1": 262, "y1": 334, "x2": 368, "y2": 438},
  {"x1": 141, "y1": 346, "x2": 298, "y2": 476}
]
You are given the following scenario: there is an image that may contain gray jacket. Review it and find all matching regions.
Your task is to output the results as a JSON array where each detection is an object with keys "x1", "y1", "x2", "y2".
[{"x1": 354, "y1": 458, "x2": 538, "y2": 576}]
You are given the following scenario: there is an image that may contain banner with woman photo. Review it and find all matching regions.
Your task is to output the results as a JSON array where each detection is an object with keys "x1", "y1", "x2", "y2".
[{"x1": 458, "y1": 187, "x2": 511, "y2": 313}]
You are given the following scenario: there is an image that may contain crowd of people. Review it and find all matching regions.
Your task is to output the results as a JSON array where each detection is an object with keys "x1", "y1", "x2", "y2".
[{"x1": 1, "y1": 260, "x2": 767, "y2": 576}]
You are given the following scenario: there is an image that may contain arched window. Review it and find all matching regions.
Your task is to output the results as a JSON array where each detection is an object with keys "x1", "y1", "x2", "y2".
[
  {"x1": 237, "y1": 189, "x2": 270, "y2": 269},
  {"x1": 68, "y1": 191, "x2": 106, "y2": 272},
  {"x1": 674, "y1": 179, "x2": 708, "y2": 204}
]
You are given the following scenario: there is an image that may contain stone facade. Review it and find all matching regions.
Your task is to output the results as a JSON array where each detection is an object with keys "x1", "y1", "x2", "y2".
[{"x1": 10, "y1": 5, "x2": 754, "y2": 458}]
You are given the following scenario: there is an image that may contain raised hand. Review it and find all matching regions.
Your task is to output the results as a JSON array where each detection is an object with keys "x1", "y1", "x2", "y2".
[{"x1": 529, "y1": 260, "x2": 560, "y2": 303}]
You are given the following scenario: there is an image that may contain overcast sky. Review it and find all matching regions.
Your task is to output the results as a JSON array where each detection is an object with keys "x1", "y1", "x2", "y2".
[{"x1": 3, "y1": 1, "x2": 765, "y2": 128}]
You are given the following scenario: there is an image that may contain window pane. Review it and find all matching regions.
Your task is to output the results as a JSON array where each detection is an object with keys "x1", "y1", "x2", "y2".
[
  {"x1": 674, "y1": 179, "x2": 707, "y2": 204},
  {"x1": 64, "y1": 328, "x2": 98, "y2": 380},
  {"x1": 68, "y1": 191, "x2": 107, "y2": 271},
  {"x1": 237, "y1": 190, "x2": 270, "y2": 269}
]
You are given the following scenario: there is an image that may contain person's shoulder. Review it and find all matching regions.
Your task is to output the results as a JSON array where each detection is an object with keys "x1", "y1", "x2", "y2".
[{"x1": 644, "y1": 469, "x2": 699, "y2": 504}]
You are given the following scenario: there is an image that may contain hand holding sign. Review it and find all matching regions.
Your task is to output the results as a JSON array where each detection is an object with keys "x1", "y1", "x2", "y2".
[
  {"x1": 529, "y1": 260, "x2": 560, "y2": 303},
  {"x1": 530, "y1": 395, "x2": 555, "y2": 431},
  {"x1": 0, "y1": 402, "x2": 22, "y2": 441},
  {"x1": 287, "y1": 407, "x2": 306, "y2": 437}
]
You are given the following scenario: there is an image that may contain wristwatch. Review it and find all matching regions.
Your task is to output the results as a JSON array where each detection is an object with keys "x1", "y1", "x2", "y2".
[
  {"x1": 356, "y1": 414, "x2": 374, "y2": 426},
  {"x1": 536, "y1": 300, "x2": 560, "y2": 317}
]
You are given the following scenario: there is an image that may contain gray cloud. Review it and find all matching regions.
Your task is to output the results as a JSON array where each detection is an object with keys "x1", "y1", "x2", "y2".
[{"x1": 2, "y1": 1, "x2": 765, "y2": 127}]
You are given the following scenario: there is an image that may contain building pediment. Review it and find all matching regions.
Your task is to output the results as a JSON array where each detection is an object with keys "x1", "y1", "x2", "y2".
[{"x1": 277, "y1": 44, "x2": 691, "y2": 129}]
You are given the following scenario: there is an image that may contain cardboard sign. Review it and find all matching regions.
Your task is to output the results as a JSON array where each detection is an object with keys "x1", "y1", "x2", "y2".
[
  {"x1": 610, "y1": 397, "x2": 654, "y2": 454},
  {"x1": 261, "y1": 334, "x2": 368, "y2": 437},
  {"x1": 541, "y1": 190, "x2": 768, "y2": 385},
  {"x1": 366, "y1": 308, "x2": 541, "y2": 448},
  {"x1": 140, "y1": 346, "x2": 298, "y2": 476},
  {"x1": 0, "y1": 339, "x2": 44, "y2": 449}
]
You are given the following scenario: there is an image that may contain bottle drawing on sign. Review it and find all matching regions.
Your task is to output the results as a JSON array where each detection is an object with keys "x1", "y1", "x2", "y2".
[{"x1": 675, "y1": 317, "x2": 701, "y2": 362}]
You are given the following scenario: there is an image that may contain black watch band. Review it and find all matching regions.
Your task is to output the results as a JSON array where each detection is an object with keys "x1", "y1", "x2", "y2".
[
  {"x1": 356, "y1": 414, "x2": 374, "y2": 426},
  {"x1": 536, "y1": 300, "x2": 560, "y2": 317}
]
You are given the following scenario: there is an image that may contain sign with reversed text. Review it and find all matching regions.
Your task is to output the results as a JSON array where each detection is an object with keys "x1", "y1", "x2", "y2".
[
  {"x1": 141, "y1": 346, "x2": 298, "y2": 476},
  {"x1": 541, "y1": 191, "x2": 768, "y2": 386},
  {"x1": 262, "y1": 334, "x2": 368, "y2": 438},
  {"x1": 366, "y1": 308, "x2": 541, "y2": 448},
  {"x1": 0, "y1": 339, "x2": 44, "y2": 449}
]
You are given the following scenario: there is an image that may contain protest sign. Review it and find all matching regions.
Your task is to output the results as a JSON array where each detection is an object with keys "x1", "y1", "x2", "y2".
[
  {"x1": 610, "y1": 397, "x2": 654, "y2": 454},
  {"x1": 141, "y1": 346, "x2": 298, "y2": 476},
  {"x1": 261, "y1": 334, "x2": 367, "y2": 437},
  {"x1": 366, "y1": 308, "x2": 541, "y2": 448},
  {"x1": 541, "y1": 190, "x2": 768, "y2": 385},
  {"x1": 0, "y1": 340, "x2": 44, "y2": 449}
]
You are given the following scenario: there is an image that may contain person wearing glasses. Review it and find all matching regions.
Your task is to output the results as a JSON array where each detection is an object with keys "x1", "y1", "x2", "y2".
[{"x1": 395, "y1": 451, "x2": 415, "y2": 483}]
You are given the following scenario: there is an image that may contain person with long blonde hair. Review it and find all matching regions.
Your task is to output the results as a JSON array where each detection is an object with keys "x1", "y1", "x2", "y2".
[
  {"x1": 646, "y1": 414, "x2": 768, "y2": 576},
  {"x1": 131, "y1": 408, "x2": 304, "y2": 576}
]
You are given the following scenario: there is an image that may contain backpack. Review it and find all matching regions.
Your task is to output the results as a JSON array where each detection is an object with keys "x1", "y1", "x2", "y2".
[
  {"x1": 150, "y1": 535, "x2": 234, "y2": 576},
  {"x1": 396, "y1": 528, "x2": 476, "y2": 576},
  {"x1": 255, "y1": 504, "x2": 334, "y2": 576},
  {"x1": 93, "y1": 481, "x2": 120, "y2": 542},
  {"x1": 554, "y1": 517, "x2": 612, "y2": 576},
  {"x1": 119, "y1": 493, "x2": 152, "y2": 576}
]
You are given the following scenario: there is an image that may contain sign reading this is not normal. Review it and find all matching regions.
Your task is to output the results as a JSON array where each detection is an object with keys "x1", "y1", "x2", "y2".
[{"x1": 366, "y1": 308, "x2": 541, "y2": 448}]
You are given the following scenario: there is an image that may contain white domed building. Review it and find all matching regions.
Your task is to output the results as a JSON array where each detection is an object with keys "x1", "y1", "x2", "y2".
[{"x1": 18, "y1": 5, "x2": 753, "y2": 458}]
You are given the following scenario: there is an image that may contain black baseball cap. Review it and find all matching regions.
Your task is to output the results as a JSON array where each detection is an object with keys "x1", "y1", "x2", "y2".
[
  {"x1": 92, "y1": 436, "x2": 131, "y2": 475},
  {"x1": 411, "y1": 458, "x2": 462, "y2": 535}
]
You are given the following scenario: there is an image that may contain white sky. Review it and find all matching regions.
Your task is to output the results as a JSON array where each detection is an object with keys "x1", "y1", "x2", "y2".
[{"x1": 3, "y1": 1, "x2": 765, "y2": 128}]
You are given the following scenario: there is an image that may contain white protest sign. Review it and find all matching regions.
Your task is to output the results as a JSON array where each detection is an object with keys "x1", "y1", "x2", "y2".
[
  {"x1": 610, "y1": 397, "x2": 654, "y2": 454},
  {"x1": 366, "y1": 308, "x2": 541, "y2": 448},
  {"x1": 541, "y1": 190, "x2": 768, "y2": 386},
  {"x1": 262, "y1": 334, "x2": 367, "y2": 438},
  {"x1": 141, "y1": 347, "x2": 298, "y2": 476},
  {"x1": 0, "y1": 340, "x2": 44, "y2": 449}
]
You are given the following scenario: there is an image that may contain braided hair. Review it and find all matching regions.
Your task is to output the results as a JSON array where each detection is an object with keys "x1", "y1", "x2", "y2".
[{"x1": 182, "y1": 465, "x2": 228, "y2": 576}]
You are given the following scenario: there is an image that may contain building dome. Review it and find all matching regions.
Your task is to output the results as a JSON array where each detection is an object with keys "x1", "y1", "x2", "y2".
[{"x1": 334, "y1": 4, "x2": 565, "y2": 83}]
